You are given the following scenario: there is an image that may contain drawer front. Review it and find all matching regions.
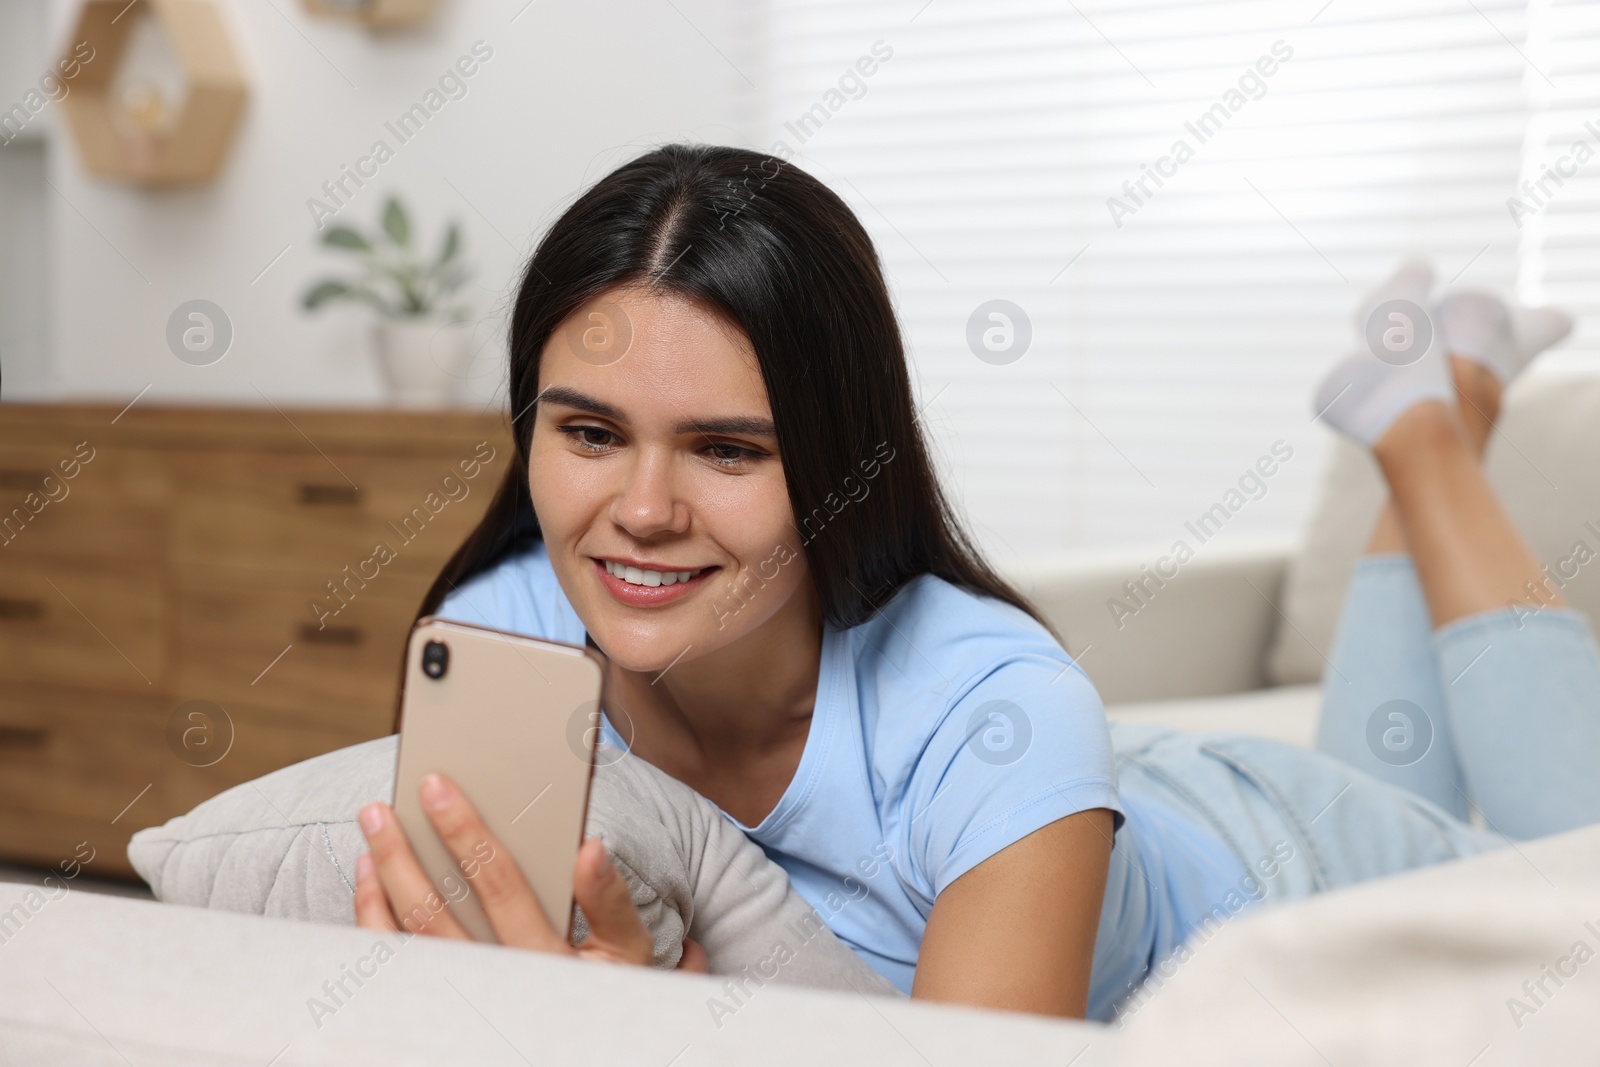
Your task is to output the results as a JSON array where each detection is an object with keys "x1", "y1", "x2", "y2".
[
  {"x1": 0, "y1": 443, "x2": 169, "y2": 562},
  {"x1": 0, "y1": 686, "x2": 389, "y2": 880},
  {"x1": 176, "y1": 577, "x2": 423, "y2": 727},
  {"x1": 0, "y1": 688, "x2": 169, "y2": 880},
  {"x1": 0, "y1": 560, "x2": 168, "y2": 691},
  {"x1": 170, "y1": 445, "x2": 505, "y2": 579}
]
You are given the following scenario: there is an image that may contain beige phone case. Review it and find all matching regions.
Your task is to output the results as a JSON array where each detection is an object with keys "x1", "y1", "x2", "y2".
[{"x1": 393, "y1": 617, "x2": 604, "y2": 943}]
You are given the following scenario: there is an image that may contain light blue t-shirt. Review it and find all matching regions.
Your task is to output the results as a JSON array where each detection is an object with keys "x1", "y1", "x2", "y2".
[{"x1": 437, "y1": 543, "x2": 1248, "y2": 1019}]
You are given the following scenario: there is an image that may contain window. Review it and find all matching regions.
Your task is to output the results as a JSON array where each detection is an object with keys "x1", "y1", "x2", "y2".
[
  {"x1": 1516, "y1": 0, "x2": 1600, "y2": 369},
  {"x1": 754, "y1": 0, "x2": 1544, "y2": 565}
]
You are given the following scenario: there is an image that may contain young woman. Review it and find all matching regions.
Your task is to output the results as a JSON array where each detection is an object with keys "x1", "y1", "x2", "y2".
[{"x1": 351, "y1": 145, "x2": 1600, "y2": 1021}]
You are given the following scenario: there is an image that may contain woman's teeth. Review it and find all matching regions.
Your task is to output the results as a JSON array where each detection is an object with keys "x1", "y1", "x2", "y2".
[{"x1": 603, "y1": 560, "x2": 705, "y2": 587}]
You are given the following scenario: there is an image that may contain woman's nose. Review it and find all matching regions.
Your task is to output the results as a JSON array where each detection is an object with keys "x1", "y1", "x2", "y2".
[{"x1": 609, "y1": 451, "x2": 689, "y2": 537}]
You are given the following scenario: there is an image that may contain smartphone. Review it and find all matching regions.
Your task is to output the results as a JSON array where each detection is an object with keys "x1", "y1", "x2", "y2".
[{"x1": 393, "y1": 616, "x2": 605, "y2": 943}]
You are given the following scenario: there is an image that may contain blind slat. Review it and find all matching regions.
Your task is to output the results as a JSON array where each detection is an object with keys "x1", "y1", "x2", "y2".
[{"x1": 759, "y1": 0, "x2": 1554, "y2": 562}]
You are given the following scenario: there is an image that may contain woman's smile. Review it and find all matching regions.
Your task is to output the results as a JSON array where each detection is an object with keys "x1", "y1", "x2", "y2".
[{"x1": 592, "y1": 556, "x2": 719, "y2": 607}]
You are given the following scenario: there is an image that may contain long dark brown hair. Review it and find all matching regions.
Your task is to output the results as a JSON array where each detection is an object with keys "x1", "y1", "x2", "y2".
[{"x1": 414, "y1": 143, "x2": 1055, "y2": 661}]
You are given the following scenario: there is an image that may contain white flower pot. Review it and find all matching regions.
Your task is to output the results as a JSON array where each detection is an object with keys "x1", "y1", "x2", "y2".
[{"x1": 373, "y1": 318, "x2": 470, "y2": 407}]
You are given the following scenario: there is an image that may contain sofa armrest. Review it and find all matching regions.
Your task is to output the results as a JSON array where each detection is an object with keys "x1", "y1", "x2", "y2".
[{"x1": 1005, "y1": 539, "x2": 1296, "y2": 706}]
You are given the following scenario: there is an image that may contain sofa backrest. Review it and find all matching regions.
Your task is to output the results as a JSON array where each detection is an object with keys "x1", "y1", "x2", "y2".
[{"x1": 1268, "y1": 372, "x2": 1600, "y2": 685}]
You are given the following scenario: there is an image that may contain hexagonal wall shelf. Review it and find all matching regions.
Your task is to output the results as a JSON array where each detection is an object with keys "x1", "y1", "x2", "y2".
[
  {"x1": 301, "y1": 0, "x2": 439, "y2": 31},
  {"x1": 59, "y1": 0, "x2": 248, "y2": 186}
]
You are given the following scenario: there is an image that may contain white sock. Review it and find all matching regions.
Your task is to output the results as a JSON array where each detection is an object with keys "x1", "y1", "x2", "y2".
[
  {"x1": 1434, "y1": 292, "x2": 1573, "y2": 383},
  {"x1": 1352, "y1": 257, "x2": 1434, "y2": 336},
  {"x1": 1510, "y1": 304, "x2": 1574, "y2": 376},
  {"x1": 1317, "y1": 257, "x2": 1450, "y2": 446},
  {"x1": 1434, "y1": 290, "x2": 1515, "y2": 379},
  {"x1": 1312, "y1": 342, "x2": 1453, "y2": 446}
]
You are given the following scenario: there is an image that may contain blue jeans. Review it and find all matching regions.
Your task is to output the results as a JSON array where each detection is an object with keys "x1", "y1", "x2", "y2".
[{"x1": 1113, "y1": 554, "x2": 1600, "y2": 932}]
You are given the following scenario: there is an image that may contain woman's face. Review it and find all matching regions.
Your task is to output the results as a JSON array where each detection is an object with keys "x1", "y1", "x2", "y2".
[{"x1": 527, "y1": 286, "x2": 813, "y2": 673}]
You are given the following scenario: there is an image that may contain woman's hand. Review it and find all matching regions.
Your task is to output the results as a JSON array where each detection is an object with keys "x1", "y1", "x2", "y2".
[{"x1": 355, "y1": 772, "x2": 681, "y2": 967}]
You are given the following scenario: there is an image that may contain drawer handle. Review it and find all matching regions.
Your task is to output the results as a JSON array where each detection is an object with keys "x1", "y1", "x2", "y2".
[
  {"x1": 0, "y1": 469, "x2": 47, "y2": 490},
  {"x1": 0, "y1": 598, "x2": 43, "y2": 620},
  {"x1": 0, "y1": 725, "x2": 48, "y2": 749},
  {"x1": 299, "y1": 624, "x2": 364, "y2": 646},
  {"x1": 298, "y1": 484, "x2": 362, "y2": 506}
]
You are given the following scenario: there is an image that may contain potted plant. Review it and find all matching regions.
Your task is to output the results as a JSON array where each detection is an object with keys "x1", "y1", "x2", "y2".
[{"x1": 302, "y1": 196, "x2": 471, "y2": 407}]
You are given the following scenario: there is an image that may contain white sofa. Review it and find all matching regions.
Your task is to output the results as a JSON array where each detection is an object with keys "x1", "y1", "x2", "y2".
[
  {"x1": 1015, "y1": 371, "x2": 1600, "y2": 747},
  {"x1": 1017, "y1": 539, "x2": 1322, "y2": 746},
  {"x1": 9, "y1": 373, "x2": 1600, "y2": 1063},
  {"x1": 7, "y1": 823, "x2": 1599, "y2": 1063}
]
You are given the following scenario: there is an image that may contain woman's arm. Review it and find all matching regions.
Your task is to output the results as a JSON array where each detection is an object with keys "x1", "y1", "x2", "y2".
[{"x1": 911, "y1": 808, "x2": 1114, "y2": 1018}]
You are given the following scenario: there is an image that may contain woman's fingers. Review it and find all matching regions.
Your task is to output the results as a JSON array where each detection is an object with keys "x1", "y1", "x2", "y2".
[
  {"x1": 571, "y1": 837, "x2": 655, "y2": 966},
  {"x1": 677, "y1": 936, "x2": 710, "y2": 973},
  {"x1": 358, "y1": 800, "x2": 472, "y2": 940},
  {"x1": 360, "y1": 784, "x2": 655, "y2": 970},
  {"x1": 353, "y1": 853, "x2": 398, "y2": 932},
  {"x1": 416, "y1": 773, "x2": 565, "y2": 953}
]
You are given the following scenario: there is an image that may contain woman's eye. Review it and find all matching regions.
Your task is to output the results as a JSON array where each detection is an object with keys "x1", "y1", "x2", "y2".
[
  {"x1": 704, "y1": 442, "x2": 758, "y2": 467},
  {"x1": 558, "y1": 426, "x2": 616, "y2": 452}
]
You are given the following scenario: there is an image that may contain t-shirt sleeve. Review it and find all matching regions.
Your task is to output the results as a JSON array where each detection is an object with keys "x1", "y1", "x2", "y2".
[{"x1": 898, "y1": 654, "x2": 1124, "y2": 905}]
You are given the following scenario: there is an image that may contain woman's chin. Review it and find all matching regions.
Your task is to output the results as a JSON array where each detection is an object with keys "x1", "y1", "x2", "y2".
[{"x1": 591, "y1": 627, "x2": 704, "y2": 677}]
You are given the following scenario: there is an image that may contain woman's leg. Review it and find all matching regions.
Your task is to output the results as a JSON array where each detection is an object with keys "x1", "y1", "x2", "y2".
[
  {"x1": 1358, "y1": 358, "x2": 1500, "y2": 560},
  {"x1": 1375, "y1": 390, "x2": 1600, "y2": 839},
  {"x1": 1375, "y1": 393, "x2": 1549, "y2": 625},
  {"x1": 1312, "y1": 346, "x2": 1504, "y2": 819},
  {"x1": 1314, "y1": 553, "x2": 1468, "y2": 818},
  {"x1": 1312, "y1": 271, "x2": 1599, "y2": 839}
]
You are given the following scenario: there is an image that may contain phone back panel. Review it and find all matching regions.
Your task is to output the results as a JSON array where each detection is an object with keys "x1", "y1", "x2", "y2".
[{"x1": 393, "y1": 617, "x2": 603, "y2": 943}]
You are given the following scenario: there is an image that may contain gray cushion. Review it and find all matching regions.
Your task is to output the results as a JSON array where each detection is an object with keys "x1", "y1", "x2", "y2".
[{"x1": 128, "y1": 734, "x2": 900, "y2": 995}]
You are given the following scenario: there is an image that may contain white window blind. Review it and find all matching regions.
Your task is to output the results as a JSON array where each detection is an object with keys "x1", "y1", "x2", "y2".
[
  {"x1": 1517, "y1": 0, "x2": 1600, "y2": 368},
  {"x1": 752, "y1": 0, "x2": 1541, "y2": 568}
]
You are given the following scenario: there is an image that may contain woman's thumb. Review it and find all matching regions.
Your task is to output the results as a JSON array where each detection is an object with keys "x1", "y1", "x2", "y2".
[{"x1": 572, "y1": 838, "x2": 654, "y2": 966}]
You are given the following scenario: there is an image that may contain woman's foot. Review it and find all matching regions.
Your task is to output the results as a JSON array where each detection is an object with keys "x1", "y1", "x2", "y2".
[
  {"x1": 1434, "y1": 289, "x2": 1572, "y2": 455},
  {"x1": 1314, "y1": 259, "x2": 1454, "y2": 447},
  {"x1": 1318, "y1": 263, "x2": 1575, "y2": 452},
  {"x1": 1312, "y1": 345, "x2": 1453, "y2": 447},
  {"x1": 1352, "y1": 256, "x2": 1434, "y2": 335},
  {"x1": 1434, "y1": 289, "x2": 1572, "y2": 385},
  {"x1": 1370, "y1": 394, "x2": 1467, "y2": 467},
  {"x1": 1510, "y1": 304, "x2": 1575, "y2": 372}
]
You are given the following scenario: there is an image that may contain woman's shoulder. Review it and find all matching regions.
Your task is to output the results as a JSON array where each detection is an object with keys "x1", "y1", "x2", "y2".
[
  {"x1": 841, "y1": 575, "x2": 1119, "y2": 899},
  {"x1": 848, "y1": 573, "x2": 1076, "y2": 684},
  {"x1": 842, "y1": 572, "x2": 1102, "y2": 752},
  {"x1": 434, "y1": 541, "x2": 586, "y2": 644}
]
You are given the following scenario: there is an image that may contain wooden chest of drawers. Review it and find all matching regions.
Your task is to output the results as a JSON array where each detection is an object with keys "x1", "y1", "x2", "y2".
[{"x1": 0, "y1": 403, "x2": 512, "y2": 878}]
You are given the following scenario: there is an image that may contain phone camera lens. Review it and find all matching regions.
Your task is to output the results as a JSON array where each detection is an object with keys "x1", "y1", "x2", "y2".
[{"x1": 421, "y1": 640, "x2": 449, "y2": 680}]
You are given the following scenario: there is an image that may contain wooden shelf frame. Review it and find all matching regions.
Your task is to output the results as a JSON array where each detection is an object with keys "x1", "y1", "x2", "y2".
[
  {"x1": 58, "y1": 0, "x2": 248, "y2": 186},
  {"x1": 300, "y1": 0, "x2": 439, "y2": 31}
]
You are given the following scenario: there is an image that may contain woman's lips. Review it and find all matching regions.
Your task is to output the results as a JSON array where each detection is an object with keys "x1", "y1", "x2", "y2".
[{"x1": 592, "y1": 558, "x2": 717, "y2": 607}]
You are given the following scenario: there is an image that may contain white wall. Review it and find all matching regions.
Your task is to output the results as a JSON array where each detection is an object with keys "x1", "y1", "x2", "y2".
[
  {"x1": 0, "y1": 1, "x2": 54, "y2": 399},
  {"x1": 22, "y1": 0, "x2": 755, "y2": 406}
]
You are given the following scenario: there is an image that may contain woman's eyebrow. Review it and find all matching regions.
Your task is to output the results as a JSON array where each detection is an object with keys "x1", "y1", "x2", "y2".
[
  {"x1": 674, "y1": 415, "x2": 777, "y2": 438},
  {"x1": 535, "y1": 385, "x2": 775, "y2": 438},
  {"x1": 535, "y1": 386, "x2": 626, "y2": 422}
]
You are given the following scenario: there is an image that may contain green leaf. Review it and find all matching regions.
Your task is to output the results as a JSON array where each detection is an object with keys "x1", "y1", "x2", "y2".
[
  {"x1": 400, "y1": 275, "x2": 427, "y2": 315},
  {"x1": 382, "y1": 198, "x2": 411, "y2": 246},
  {"x1": 321, "y1": 227, "x2": 370, "y2": 251},
  {"x1": 434, "y1": 223, "x2": 460, "y2": 269},
  {"x1": 302, "y1": 280, "x2": 351, "y2": 310}
]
